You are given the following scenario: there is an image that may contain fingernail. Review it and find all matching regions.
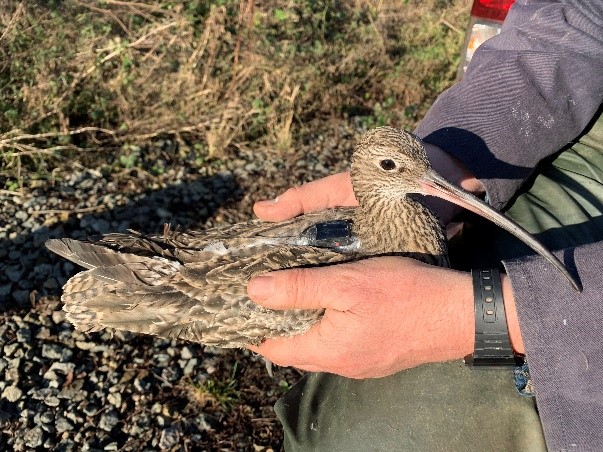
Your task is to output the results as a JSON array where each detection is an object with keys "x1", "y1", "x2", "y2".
[
  {"x1": 255, "y1": 197, "x2": 279, "y2": 207},
  {"x1": 248, "y1": 275, "x2": 274, "y2": 300}
]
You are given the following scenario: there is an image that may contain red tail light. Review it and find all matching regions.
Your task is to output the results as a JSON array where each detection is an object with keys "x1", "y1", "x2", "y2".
[{"x1": 471, "y1": 0, "x2": 515, "y2": 22}]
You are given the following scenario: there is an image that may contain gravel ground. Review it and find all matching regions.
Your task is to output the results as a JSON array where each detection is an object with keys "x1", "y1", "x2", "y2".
[{"x1": 0, "y1": 122, "x2": 361, "y2": 451}]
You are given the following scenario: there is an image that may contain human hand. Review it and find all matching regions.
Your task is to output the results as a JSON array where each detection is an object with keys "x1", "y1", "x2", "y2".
[
  {"x1": 421, "y1": 142, "x2": 486, "y2": 225},
  {"x1": 247, "y1": 256, "x2": 476, "y2": 378},
  {"x1": 253, "y1": 172, "x2": 358, "y2": 222}
]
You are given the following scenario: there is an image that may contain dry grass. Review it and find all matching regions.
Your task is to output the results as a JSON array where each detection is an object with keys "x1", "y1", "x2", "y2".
[{"x1": 0, "y1": 0, "x2": 469, "y2": 189}]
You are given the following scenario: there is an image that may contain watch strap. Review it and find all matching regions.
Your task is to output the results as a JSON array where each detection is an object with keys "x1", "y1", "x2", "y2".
[{"x1": 465, "y1": 269, "x2": 522, "y2": 368}]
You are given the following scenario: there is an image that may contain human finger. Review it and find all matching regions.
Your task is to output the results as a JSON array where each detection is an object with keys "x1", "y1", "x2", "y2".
[
  {"x1": 253, "y1": 172, "x2": 357, "y2": 222},
  {"x1": 247, "y1": 264, "x2": 362, "y2": 312}
]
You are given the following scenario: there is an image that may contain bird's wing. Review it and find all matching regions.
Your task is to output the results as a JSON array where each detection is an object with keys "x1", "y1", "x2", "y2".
[
  {"x1": 50, "y1": 236, "x2": 354, "y2": 347},
  {"x1": 99, "y1": 207, "x2": 356, "y2": 262}
]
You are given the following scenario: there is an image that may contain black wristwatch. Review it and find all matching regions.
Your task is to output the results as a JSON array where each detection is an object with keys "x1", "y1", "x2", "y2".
[{"x1": 465, "y1": 269, "x2": 524, "y2": 368}]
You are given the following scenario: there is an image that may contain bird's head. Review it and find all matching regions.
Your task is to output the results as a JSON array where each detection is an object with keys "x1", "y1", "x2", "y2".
[
  {"x1": 349, "y1": 126, "x2": 582, "y2": 292},
  {"x1": 350, "y1": 127, "x2": 430, "y2": 202}
]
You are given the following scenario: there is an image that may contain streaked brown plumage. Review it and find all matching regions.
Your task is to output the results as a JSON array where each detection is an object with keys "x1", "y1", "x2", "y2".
[{"x1": 46, "y1": 127, "x2": 580, "y2": 349}]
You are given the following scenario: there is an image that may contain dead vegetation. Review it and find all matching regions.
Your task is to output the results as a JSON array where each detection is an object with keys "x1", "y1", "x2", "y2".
[{"x1": 0, "y1": 0, "x2": 469, "y2": 190}]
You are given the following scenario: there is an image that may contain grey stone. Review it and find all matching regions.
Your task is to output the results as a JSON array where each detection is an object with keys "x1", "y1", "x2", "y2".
[
  {"x1": 128, "y1": 423, "x2": 144, "y2": 437},
  {"x1": 65, "y1": 411, "x2": 83, "y2": 425},
  {"x1": 41, "y1": 343, "x2": 63, "y2": 360},
  {"x1": 43, "y1": 396, "x2": 60, "y2": 407},
  {"x1": 99, "y1": 410, "x2": 119, "y2": 432},
  {"x1": 154, "y1": 353, "x2": 170, "y2": 367},
  {"x1": 82, "y1": 403, "x2": 99, "y2": 416},
  {"x1": 56, "y1": 438, "x2": 76, "y2": 451},
  {"x1": 91, "y1": 344, "x2": 109, "y2": 353},
  {"x1": 32, "y1": 229, "x2": 51, "y2": 248},
  {"x1": 133, "y1": 378, "x2": 151, "y2": 393},
  {"x1": 33, "y1": 263, "x2": 53, "y2": 278},
  {"x1": 51, "y1": 310, "x2": 66, "y2": 324},
  {"x1": 36, "y1": 327, "x2": 51, "y2": 340},
  {"x1": 40, "y1": 411, "x2": 54, "y2": 424},
  {"x1": 79, "y1": 178, "x2": 95, "y2": 189},
  {"x1": 183, "y1": 358, "x2": 198, "y2": 376},
  {"x1": 2, "y1": 385, "x2": 22, "y2": 402},
  {"x1": 56, "y1": 417, "x2": 74, "y2": 433},
  {"x1": 15, "y1": 210, "x2": 28, "y2": 222},
  {"x1": 91, "y1": 218, "x2": 110, "y2": 234},
  {"x1": 57, "y1": 329, "x2": 74, "y2": 344},
  {"x1": 5, "y1": 365, "x2": 19, "y2": 383},
  {"x1": 0, "y1": 283, "x2": 12, "y2": 297},
  {"x1": 17, "y1": 279, "x2": 33, "y2": 290},
  {"x1": 3, "y1": 343, "x2": 19, "y2": 357},
  {"x1": 24, "y1": 426, "x2": 44, "y2": 448},
  {"x1": 31, "y1": 387, "x2": 59, "y2": 400},
  {"x1": 180, "y1": 346, "x2": 193, "y2": 360},
  {"x1": 159, "y1": 426, "x2": 180, "y2": 449},
  {"x1": 156, "y1": 207, "x2": 171, "y2": 218},
  {"x1": 16, "y1": 328, "x2": 31, "y2": 343},
  {"x1": 161, "y1": 367, "x2": 180, "y2": 383},
  {"x1": 61, "y1": 348, "x2": 74, "y2": 362},
  {"x1": 43, "y1": 278, "x2": 59, "y2": 289},
  {"x1": 75, "y1": 341, "x2": 96, "y2": 350},
  {"x1": 60, "y1": 186, "x2": 76, "y2": 195},
  {"x1": 43, "y1": 362, "x2": 75, "y2": 380},
  {"x1": 107, "y1": 392, "x2": 122, "y2": 408},
  {"x1": 58, "y1": 380, "x2": 85, "y2": 401},
  {"x1": 13, "y1": 289, "x2": 30, "y2": 305},
  {"x1": 6, "y1": 265, "x2": 24, "y2": 282}
]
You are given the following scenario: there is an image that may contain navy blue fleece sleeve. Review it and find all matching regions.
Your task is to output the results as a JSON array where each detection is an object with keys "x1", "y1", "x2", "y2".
[
  {"x1": 415, "y1": 0, "x2": 603, "y2": 209},
  {"x1": 503, "y1": 241, "x2": 603, "y2": 450}
]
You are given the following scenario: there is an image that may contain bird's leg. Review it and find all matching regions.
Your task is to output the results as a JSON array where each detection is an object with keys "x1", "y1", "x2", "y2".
[{"x1": 264, "y1": 358, "x2": 274, "y2": 378}]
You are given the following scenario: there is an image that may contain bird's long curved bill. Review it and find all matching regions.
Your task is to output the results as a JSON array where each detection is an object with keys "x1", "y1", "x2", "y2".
[{"x1": 419, "y1": 169, "x2": 582, "y2": 292}]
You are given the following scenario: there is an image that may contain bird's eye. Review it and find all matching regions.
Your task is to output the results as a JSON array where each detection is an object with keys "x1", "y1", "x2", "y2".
[{"x1": 379, "y1": 159, "x2": 396, "y2": 171}]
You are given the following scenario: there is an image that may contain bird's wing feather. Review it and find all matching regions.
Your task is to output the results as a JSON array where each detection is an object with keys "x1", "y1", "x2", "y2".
[{"x1": 45, "y1": 238, "x2": 152, "y2": 270}]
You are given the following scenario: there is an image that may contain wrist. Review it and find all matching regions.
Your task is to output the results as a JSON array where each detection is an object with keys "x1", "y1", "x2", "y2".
[
  {"x1": 500, "y1": 274, "x2": 525, "y2": 355},
  {"x1": 441, "y1": 268, "x2": 475, "y2": 359},
  {"x1": 407, "y1": 264, "x2": 475, "y2": 363}
]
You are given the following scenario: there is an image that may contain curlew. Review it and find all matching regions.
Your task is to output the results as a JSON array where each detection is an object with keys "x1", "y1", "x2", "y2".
[{"x1": 46, "y1": 127, "x2": 581, "y2": 349}]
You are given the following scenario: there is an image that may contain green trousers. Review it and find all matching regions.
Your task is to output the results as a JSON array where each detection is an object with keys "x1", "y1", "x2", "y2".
[{"x1": 275, "y1": 115, "x2": 603, "y2": 451}]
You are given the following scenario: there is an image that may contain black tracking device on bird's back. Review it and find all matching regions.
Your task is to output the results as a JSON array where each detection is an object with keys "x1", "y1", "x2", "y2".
[{"x1": 301, "y1": 220, "x2": 355, "y2": 249}]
